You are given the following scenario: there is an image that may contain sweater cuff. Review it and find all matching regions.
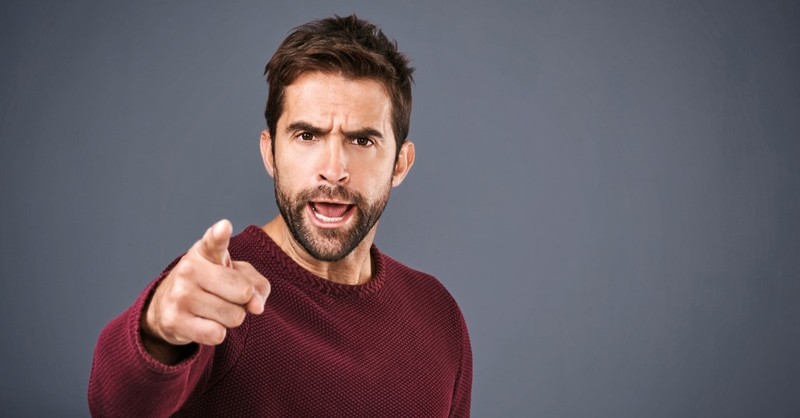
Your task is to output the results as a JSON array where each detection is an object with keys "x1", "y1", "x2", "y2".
[{"x1": 127, "y1": 270, "x2": 211, "y2": 374}]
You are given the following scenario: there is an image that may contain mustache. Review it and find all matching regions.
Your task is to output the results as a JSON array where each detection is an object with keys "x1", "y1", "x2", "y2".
[{"x1": 298, "y1": 185, "x2": 365, "y2": 205}]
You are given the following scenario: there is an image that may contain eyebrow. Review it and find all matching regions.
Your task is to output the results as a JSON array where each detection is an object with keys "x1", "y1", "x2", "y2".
[
  {"x1": 286, "y1": 121, "x2": 384, "y2": 140},
  {"x1": 286, "y1": 121, "x2": 326, "y2": 137}
]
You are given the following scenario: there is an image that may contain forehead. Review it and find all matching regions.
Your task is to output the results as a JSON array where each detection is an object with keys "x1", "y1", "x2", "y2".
[{"x1": 279, "y1": 72, "x2": 393, "y2": 132}]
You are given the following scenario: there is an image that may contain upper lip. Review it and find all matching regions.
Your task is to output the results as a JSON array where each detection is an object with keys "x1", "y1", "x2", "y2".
[{"x1": 311, "y1": 200, "x2": 352, "y2": 205}]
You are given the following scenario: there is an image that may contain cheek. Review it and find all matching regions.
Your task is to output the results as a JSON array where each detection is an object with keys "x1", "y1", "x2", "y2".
[
  {"x1": 350, "y1": 151, "x2": 396, "y2": 176},
  {"x1": 354, "y1": 166, "x2": 395, "y2": 196},
  {"x1": 274, "y1": 154, "x2": 311, "y2": 185}
]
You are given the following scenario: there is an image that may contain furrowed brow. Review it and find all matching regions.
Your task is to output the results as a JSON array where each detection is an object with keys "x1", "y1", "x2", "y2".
[
  {"x1": 285, "y1": 121, "x2": 328, "y2": 136},
  {"x1": 343, "y1": 127, "x2": 383, "y2": 140}
]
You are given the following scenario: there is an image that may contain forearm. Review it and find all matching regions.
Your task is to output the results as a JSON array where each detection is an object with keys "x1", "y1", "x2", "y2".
[{"x1": 88, "y1": 275, "x2": 211, "y2": 417}]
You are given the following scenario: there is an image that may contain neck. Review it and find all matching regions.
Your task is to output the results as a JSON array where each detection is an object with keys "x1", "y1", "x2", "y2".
[{"x1": 262, "y1": 216, "x2": 376, "y2": 286}]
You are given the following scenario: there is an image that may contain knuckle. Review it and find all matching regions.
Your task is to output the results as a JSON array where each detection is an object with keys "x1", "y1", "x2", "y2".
[
  {"x1": 233, "y1": 307, "x2": 247, "y2": 326},
  {"x1": 207, "y1": 327, "x2": 226, "y2": 345},
  {"x1": 219, "y1": 305, "x2": 246, "y2": 327},
  {"x1": 239, "y1": 284, "x2": 255, "y2": 302},
  {"x1": 171, "y1": 280, "x2": 191, "y2": 301},
  {"x1": 260, "y1": 278, "x2": 271, "y2": 295},
  {"x1": 160, "y1": 308, "x2": 179, "y2": 330},
  {"x1": 237, "y1": 262, "x2": 258, "y2": 276},
  {"x1": 175, "y1": 261, "x2": 194, "y2": 277},
  {"x1": 250, "y1": 277, "x2": 270, "y2": 302}
]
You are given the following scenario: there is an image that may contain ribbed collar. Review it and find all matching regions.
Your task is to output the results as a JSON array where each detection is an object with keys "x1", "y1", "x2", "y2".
[{"x1": 241, "y1": 225, "x2": 386, "y2": 299}]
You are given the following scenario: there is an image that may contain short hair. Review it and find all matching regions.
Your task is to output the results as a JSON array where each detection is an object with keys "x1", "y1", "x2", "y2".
[{"x1": 264, "y1": 15, "x2": 414, "y2": 154}]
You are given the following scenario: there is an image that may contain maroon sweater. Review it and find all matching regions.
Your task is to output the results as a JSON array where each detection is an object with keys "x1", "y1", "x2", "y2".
[{"x1": 89, "y1": 226, "x2": 472, "y2": 417}]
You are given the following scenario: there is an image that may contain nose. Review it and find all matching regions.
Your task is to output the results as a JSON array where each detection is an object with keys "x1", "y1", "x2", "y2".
[{"x1": 318, "y1": 140, "x2": 349, "y2": 185}]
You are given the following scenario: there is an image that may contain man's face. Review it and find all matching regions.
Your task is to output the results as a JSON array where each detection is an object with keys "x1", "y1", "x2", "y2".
[{"x1": 261, "y1": 72, "x2": 413, "y2": 261}]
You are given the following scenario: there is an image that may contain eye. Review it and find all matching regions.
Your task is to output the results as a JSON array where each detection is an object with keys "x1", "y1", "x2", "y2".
[
  {"x1": 298, "y1": 132, "x2": 315, "y2": 141},
  {"x1": 353, "y1": 137, "x2": 374, "y2": 147}
]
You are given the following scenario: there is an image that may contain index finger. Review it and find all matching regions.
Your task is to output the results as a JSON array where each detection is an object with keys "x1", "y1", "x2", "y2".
[{"x1": 195, "y1": 219, "x2": 233, "y2": 267}]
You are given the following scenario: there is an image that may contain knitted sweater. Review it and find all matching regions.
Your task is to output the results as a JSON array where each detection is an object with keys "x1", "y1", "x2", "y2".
[{"x1": 88, "y1": 225, "x2": 472, "y2": 417}]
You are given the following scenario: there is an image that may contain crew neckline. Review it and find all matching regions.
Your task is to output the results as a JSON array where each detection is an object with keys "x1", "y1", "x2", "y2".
[{"x1": 242, "y1": 225, "x2": 386, "y2": 298}]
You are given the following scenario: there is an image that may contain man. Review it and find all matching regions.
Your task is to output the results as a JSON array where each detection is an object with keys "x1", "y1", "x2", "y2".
[{"x1": 89, "y1": 15, "x2": 472, "y2": 417}]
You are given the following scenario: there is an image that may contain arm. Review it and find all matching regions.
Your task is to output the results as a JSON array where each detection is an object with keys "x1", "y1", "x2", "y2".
[
  {"x1": 88, "y1": 274, "x2": 215, "y2": 417},
  {"x1": 88, "y1": 220, "x2": 270, "y2": 417},
  {"x1": 449, "y1": 308, "x2": 473, "y2": 418}
]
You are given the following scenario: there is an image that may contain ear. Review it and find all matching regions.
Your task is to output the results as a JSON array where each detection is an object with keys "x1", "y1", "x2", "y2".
[
  {"x1": 391, "y1": 140, "x2": 415, "y2": 187},
  {"x1": 260, "y1": 130, "x2": 275, "y2": 178}
]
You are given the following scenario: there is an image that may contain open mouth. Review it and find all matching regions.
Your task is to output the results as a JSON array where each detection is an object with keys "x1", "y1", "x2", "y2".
[{"x1": 309, "y1": 202, "x2": 355, "y2": 223}]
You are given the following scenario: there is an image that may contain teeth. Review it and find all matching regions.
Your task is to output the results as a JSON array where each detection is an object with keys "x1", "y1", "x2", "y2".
[{"x1": 313, "y1": 211, "x2": 344, "y2": 223}]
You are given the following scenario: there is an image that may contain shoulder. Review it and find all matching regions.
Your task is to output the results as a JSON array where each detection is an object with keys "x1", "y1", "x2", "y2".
[
  {"x1": 379, "y1": 252, "x2": 442, "y2": 288},
  {"x1": 377, "y1": 250, "x2": 471, "y2": 370},
  {"x1": 378, "y1": 251, "x2": 465, "y2": 318}
]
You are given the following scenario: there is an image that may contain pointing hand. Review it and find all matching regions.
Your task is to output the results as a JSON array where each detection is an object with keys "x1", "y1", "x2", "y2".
[{"x1": 142, "y1": 220, "x2": 270, "y2": 362}]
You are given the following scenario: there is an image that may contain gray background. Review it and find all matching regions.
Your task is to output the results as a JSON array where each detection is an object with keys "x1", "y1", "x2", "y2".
[{"x1": 1, "y1": 0, "x2": 798, "y2": 416}]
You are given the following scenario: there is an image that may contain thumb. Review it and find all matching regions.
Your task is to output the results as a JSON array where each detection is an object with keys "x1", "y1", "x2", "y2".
[{"x1": 195, "y1": 219, "x2": 233, "y2": 266}]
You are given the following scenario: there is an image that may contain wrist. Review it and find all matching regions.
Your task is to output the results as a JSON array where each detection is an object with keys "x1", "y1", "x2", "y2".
[
  {"x1": 140, "y1": 328, "x2": 197, "y2": 366},
  {"x1": 140, "y1": 295, "x2": 196, "y2": 365}
]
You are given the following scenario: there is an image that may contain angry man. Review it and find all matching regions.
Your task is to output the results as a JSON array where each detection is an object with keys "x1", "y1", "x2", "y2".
[{"x1": 89, "y1": 14, "x2": 472, "y2": 417}]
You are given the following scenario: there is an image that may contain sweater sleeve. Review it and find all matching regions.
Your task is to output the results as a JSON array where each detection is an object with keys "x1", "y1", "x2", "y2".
[
  {"x1": 449, "y1": 307, "x2": 473, "y2": 418},
  {"x1": 88, "y1": 270, "x2": 214, "y2": 418}
]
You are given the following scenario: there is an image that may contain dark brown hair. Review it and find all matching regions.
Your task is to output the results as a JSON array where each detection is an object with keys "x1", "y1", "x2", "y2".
[{"x1": 264, "y1": 15, "x2": 414, "y2": 154}]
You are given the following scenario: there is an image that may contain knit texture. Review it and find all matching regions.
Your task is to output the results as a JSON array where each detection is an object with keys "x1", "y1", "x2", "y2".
[{"x1": 89, "y1": 225, "x2": 472, "y2": 417}]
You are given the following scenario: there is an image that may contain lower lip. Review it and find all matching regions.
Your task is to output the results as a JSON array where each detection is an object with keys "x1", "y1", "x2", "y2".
[{"x1": 306, "y1": 203, "x2": 355, "y2": 229}]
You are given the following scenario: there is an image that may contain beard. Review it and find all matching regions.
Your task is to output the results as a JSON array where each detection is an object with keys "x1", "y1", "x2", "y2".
[{"x1": 274, "y1": 174, "x2": 391, "y2": 262}]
